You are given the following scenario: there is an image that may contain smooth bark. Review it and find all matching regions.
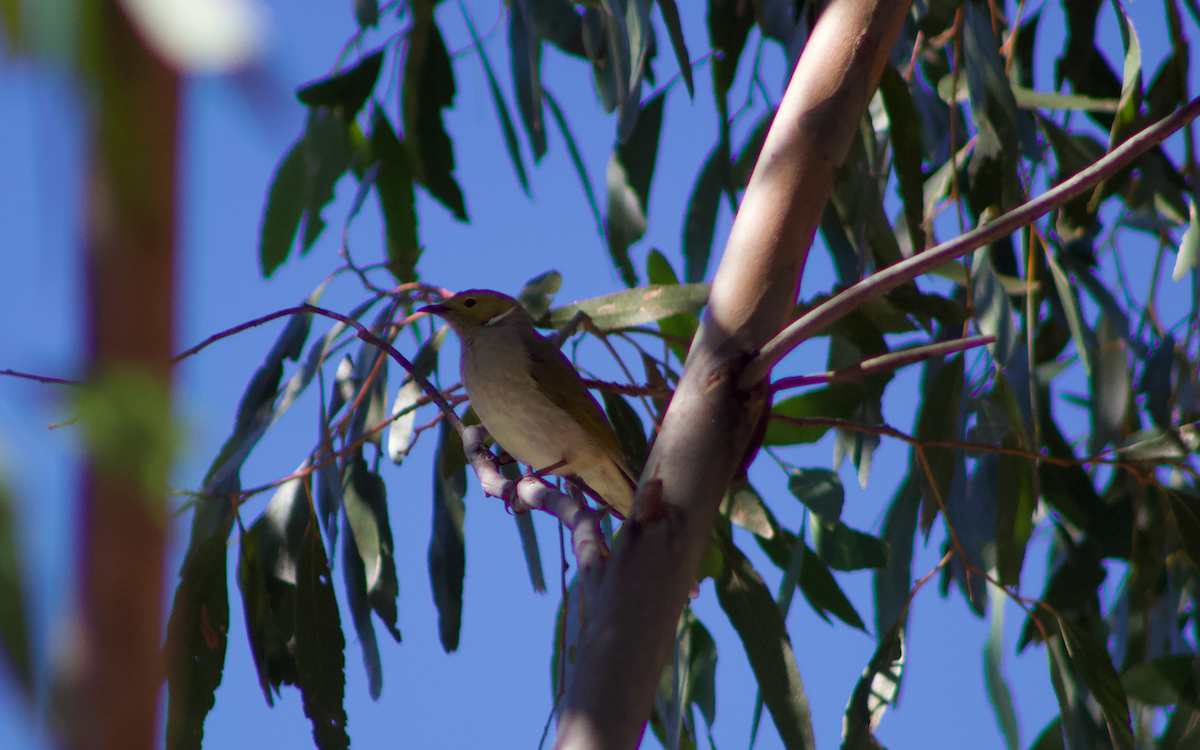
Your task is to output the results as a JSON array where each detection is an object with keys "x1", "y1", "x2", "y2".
[{"x1": 553, "y1": 0, "x2": 912, "y2": 747}]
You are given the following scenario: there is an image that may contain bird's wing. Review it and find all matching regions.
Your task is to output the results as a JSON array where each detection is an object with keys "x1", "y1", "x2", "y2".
[{"x1": 525, "y1": 333, "x2": 638, "y2": 489}]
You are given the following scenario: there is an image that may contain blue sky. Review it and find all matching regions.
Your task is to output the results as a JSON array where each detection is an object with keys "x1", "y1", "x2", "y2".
[{"x1": 1, "y1": 0, "x2": 1196, "y2": 748}]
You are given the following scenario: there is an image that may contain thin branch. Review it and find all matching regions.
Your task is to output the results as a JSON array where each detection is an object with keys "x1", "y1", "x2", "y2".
[
  {"x1": 0, "y1": 369, "x2": 82, "y2": 386},
  {"x1": 770, "y1": 335, "x2": 995, "y2": 392},
  {"x1": 742, "y1": 95, "x2": 1200, "y2": 388}
]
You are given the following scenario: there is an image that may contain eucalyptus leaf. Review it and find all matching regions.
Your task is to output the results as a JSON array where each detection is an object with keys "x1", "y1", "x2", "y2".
[
  {"x1": 545, "y1": 283, "x2": 708, "y2": 331},
  {"x1": 294, "y1": 518, "x2": 349, "y2": 750},
  {"x1": 714, "y1": 526, "x2": 815, "y2": 750},
  {"x1": 430, "y1": 417, "x2": 467, "y2": 652},
  {"x1": 403, "y1": 7, "x2": 468, "y2": 221},
  {"x1": 297, "y1": 49, "x2": 385, "y2": 122},
  {"x1": 605, "y1": 89, "x2": 667, "y2": 286},
  {"x1": 765, "y1": 385, "x2": 864, "y2": 446}
]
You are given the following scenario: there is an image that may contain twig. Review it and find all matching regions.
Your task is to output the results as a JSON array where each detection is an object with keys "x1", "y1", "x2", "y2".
[
  {"x1": 770, "y1": 335, "x2": 995, "y2": 392},
  {"x1": 0, "y1": 369, "x2": 82, "y2": 386}
]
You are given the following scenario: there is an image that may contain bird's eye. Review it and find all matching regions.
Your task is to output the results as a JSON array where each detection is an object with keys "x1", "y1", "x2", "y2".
[{"x1": 463, "y1": 298, "x2": 477, "y2": 308}]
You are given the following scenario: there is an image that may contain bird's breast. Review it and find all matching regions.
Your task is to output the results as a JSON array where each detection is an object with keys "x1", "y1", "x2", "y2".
[{"x1": 460, "y1": 330, "x2": 600, "y2": 472}]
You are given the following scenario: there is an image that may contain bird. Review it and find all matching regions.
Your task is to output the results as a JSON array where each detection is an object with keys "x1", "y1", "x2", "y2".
[{"x1": 421, "y1": 289, "x2": 638, "y2": 518}]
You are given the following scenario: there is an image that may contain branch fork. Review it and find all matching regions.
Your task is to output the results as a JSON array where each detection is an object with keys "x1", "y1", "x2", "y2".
[{"x1": 460, "y1": 425, "x2": 610, "y2": 597}]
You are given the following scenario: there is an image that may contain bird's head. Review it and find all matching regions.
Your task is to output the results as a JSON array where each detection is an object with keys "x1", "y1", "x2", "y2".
[{"x1": 421, "y1": 289, "x2": 528, "y2": 335}]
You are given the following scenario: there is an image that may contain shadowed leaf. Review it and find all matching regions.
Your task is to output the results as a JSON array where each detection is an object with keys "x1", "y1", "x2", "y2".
[
  {"x1": 811, "y1": 519, "x2": 889, "y2": 571},
  {"x1": 259, "y1": 140, "x2": 307, "y2": 277},
  {"x1": 715, "y1": 525, "x2": 815, "y2": 750},
  {"x1": 297, "y1": 49, "x2": 385, "y2": 121},
  {"x1": 403, "y1": 3, "x2": 468, "y2": 221},
  {"x1": 165, "y1": 516, "x2": 232, "y2": 750},
  {"x1": 879, "y1": 65, "x2": 926, "y2": 254},
  {"x1": 605, "y1": 90, "x2": 667, "y2": 286},
  {"x1": 0, "y1": 476, "x2": 30, "y2": 697},
  {"x1": 1059, "y1": 619, "x2": 1133, "y2": 750},
  {"x1": 657, "y1": 0, "x2": 692, "y2": 97},
  {"x1": 430, "y1": 417, "x2": 467, "y2": 652},
  {"x1": 765, "y1": 385, "x2": 863, "y2": 446},
  {"x1": 843, "y1": 619, "x2": 905, "y2": 749},
  {"x1": 914, "y1": 354, "x2": 963, "y2": 533},
  {"x1": 683, "y1": 139, "x2": 730, "y2": 283},
  {"x1": 369, "y1": 106, "x2": 421, "y2": 283},
  {"x1": 294, "y1": 518, "x2": 348, "y2": 750},
  {"x1": 788, "y1": 468, "x2": 844, "y2": 523},
  {"x1": 602, "y1": 391, "x2": 648, "y2": 475}
]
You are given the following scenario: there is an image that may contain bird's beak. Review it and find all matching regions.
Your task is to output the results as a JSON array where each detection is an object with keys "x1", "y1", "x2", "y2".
[{"x1": 419, "y1": 303, "x2": 448, "y2": 316}]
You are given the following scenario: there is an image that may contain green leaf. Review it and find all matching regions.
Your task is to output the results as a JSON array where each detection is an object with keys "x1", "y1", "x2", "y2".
[
  {"x1": 645, "y1": 250, "x2": 698, "y2": 362},
  {"x1": 1172, "y1": 198, "x2": 1199, "y2": 281},
  {"x1": 602, "y1": 391, "x2": 649, "y2": 476},
  {"x1": 1044, "y1": 250, "x2": 1091, "y2": 375},
  {"x1": 605, "y1": 89, "x2": 667, "y2": 286},
  {"x1": 811, "y1": 519, "x2": 889, "y2": 571},
  {"x1": 764, "y1": 385, "x2": 863, "y2": 446},
  {"x1": 403, "y1": 5, "x2": 468, "y2": 221},
  {"x1": 460, "y1": 0, "x2": 530, "y2": 194},
  {"x1": 368, "y1": 105, "x2": 421, "y2": 284},
  {"x1": 1059, "y1": 618, "x2": 1133, "y2": 750},
  {"x1": 1121, "y1": 655, "x2": 1196, "y2": 706},
  {"x1": 1107, "y1": 0, "x2": 1143, "y2": 148},
  {"x1": 513, "y1": 506, "x2": 547, "y2": 594},
  {"x1": 430, "y1": 417, "x2": 467, "y2": 652},
  {"x1": 1164, "y1": 489, "x2": 1200, "y2": 567},
  {"x1": 259, "y1": 140, "x2": 307, "y2": 277},
  {"x1": 343, "y1": 450, "x2": 401, "y2": 637},
  {"x1": 238, "y1": 469, "x2": 314, "y2": 705},
  {"x1": 165, "y1": 516, "x2": 232, "y2": 750},
  {"x1": 714, "y1": 527, "x2": 815, "y2": 750},
  {"x1": 787, "y1": 468, "x2": 844, "y2": 523},
  {"x1": 509, "y1": 0, "x2": 547, "y2": 161},
  {"x1": 294, "y1": 517, "x2": 349, "y2": 750},
  {"x1": 1089, "y1": 313, "x2": 1132, "y2": 455},
  {"x1": 517, "y1": 269, "x2": 563, "y2": 320},
  {"x1": 354, "y1": 0, "x2": 378, "y2": 28},
  {"x1": 657, "y1": 0, "x2": 692, "y2": 98},
  {"x1": 879, "y1": 65, "x2": 926, "y2": 254},
  {"x1": 545, "y1": 283, "x2": 708, "y2": 331},
  {"x1": 874, "y1": 478, "x2": 920, "y2": 635},
  {"x1": 544, "y1": 88, "x2": 604, "y2": 237},
  {"x1": 1030, "y1": 716, "x2": 1064, "y2": 750},
  {"x1": 995, "y1": 433, "x2": 1035, "y2": 587},
  {"x1": 798, "y1": 542, "x2": 866, "y2": 631},
  {"x1": 388, "y1": 326, "x2": 447, "y2": 464},
  {"x1": 682, "y1": 139, "x2": 730, "y2": 283},
  {"x1": 685, "y1": 612, "x2": 718, "y2": 728},
  {"x1": 0, "y1": 474, "x2": 31, "y2": 697},
  {"x1": 527, "y1": 0, "x2": 586, "y2": 58},
  {"x1": 300, "y1": 107, "x2": 352, "y2": 253},
  {"x1": 843, "y1": 619, "x2": 905, "y2": 749},
  {"x1": 707, "y1": 0, "x2": 754, "y2": 103},
  {"x1": 1018, "y1": 546, "x2": 1106, "y2": 652},
  {"x1": 985, "y1": 580, "x2": 1020, "y2": 750},
  {"x1": 237, "y1": 521, "x2": 282, "y2": 706},
  {"x1": 296, "y1": 49, "x2": 385, "y2": 122},
  {"x1": 721, "y1": 480, "x2": 776, "y2": 539},
  {"x1": 913, "y1": 355, "x2": 963, "y2": 533}
]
